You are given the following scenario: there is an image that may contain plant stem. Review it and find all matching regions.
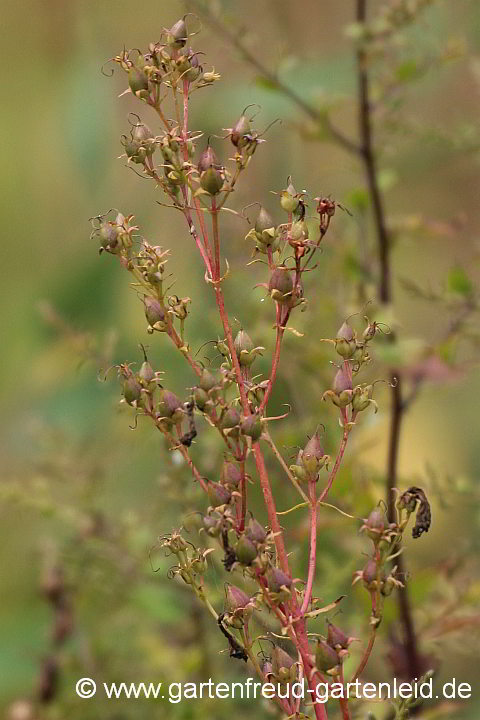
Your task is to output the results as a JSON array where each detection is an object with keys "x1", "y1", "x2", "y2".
[
  {"x1": 259, "y1": 317, "x2": 286, "y2": 414},
  {"x1": 300, "y1": 479, "x2": 318, "y2": 615},
  {"x1": 356, "y1": 0, "x2": 390, "y2": 304},
  {"x1": 351, "y1": 628, "x2": 376, "y2": 682},
  {"x1": 355, "y1": 0, "x2": 423, "y2": 681}
]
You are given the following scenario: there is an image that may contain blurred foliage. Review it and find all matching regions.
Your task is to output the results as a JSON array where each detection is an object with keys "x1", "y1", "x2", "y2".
[{"x1": 2, "y1": 1, "x2": 480, "y2": 719}]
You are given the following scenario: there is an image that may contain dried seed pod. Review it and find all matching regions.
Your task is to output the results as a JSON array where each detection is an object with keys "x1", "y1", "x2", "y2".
[
  {"x1": 266, "y1": 567, "x2": 292, "y2": 593},
  {"x1": 230, "y1": 113, "x2": 252, "y2": 148},
  {"x1": 364, "y1": 507, "x2": 386, "y2": 543},
  {"x1": 234, "y1": 535, "x2": 257, "y2": 565},
  {"x1": 193, "y1": 386, "x2": 209, "y2": 410},
  {"x1": 225, "y1": 584, "x2": 251, "y2": 613},
  {"x1": 221, "y1": 461, "x2": 242, "y2": 488},
  {"x1": 203, "y1": 511, "x2": 222, "y2": 537},
  {"x1": 315, "y1": 639, "x2": 340, "y2": 672},
  {"x1": 268, "y1": 266, "x2": 294, "y2": 304},
  {"x1": 233, "y1": 329, "x2": 261, "y2": 366},
  {"x1": 220, "y1": 407, "x2": 241, "y2": 431},
  {"x1": 167, "y1": 17, "x2": 188, "y2": 49},
  {"x1": 335, "y1": 322, "x2": 356, "y2": 359},
  {"x1": 144, "y1": 296, "x2": 166, "y2": 331},
  {"x1": 255, "y1": 206, "x2": 275, "y2": 234},
  {"x1": 128, "y1": 67, "x2": 149, "y2": 96},
  {"x1": 280, "y1": 180, "x2": 300, "y2": 213},
  {"x1": 197, "y1": 145, "x2": 218, "y2": 172},
  {"x1": 301, "y1": 431, "x2": 327, "y2": 475},
  {"x1": 272, "y1": 646, "x2": 296, "y2": 684},
  {"x1": 200, "y1": 167, "x2": 224, "y2": 195},
  {"x1": 98, "y1": 222, "x2": 120, "y2": 254},
  {"x1": 362, "y1": 558, "x2": 385, "y2": 590},
  {"x1": 155, "y1": 390, "x2": 183, "y2": 425},
  {"x1": 123, "y1": 376, "x2": 142, "y2": 406},
  {"x1": 208, "y1": 481, "x2": 232, "y2": 508},
  {"x1": 245, "y1": 517, "x2": 267, "y2": 544},
  {"x1": 199, "y1": 368, "x2": 218, "y2": 392},
  {"x1": 240, "y1": 414, "x2": 262, "y2": 441},
  {"x1": 326, "y1": 621, "x2": 350, "y2": 650}
]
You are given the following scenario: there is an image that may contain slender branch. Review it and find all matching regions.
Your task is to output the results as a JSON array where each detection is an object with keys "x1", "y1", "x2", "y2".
[
  {"x1": 259, "y1": 318, "x2": 286, "y2": 414},
  {"x1": 163, "y1": 430, "x2": 208, "y2": 493},
  {"x1": 356, "y1": 0, "x2": 390, "y2": 304},
  {"x1": 338, "y1": 666, "x2": 352, "y2": 720},
  {"x1": 355, "y1": 0, "x2": 423, "y2": 681},
  {"x1": 351, "y1": 628, "x2": 376, "y2": 682},
  {"x1": 210, "y1": 200, "x2": 250, "y2": 412},
  {"x1": 300, "y1": 479, "x2": 317, "y2": 615},
  {"x1": 263, "y1": 431, "x2": 310, "y2": 504},
  {"x1": 252, "y1": 442, "x2": 289, "y2": 573},
  {"x1": 318, "y1": 420, "x2": 351, "y2": 506}
]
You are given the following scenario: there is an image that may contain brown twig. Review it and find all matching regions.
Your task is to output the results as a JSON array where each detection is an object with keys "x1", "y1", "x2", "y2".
[{"x1": 355, "y1": 0, "x2": 423, "y2": 681}]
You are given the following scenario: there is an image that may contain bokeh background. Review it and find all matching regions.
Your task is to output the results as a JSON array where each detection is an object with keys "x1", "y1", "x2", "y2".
[{"x1": 2, "y1": 1, "x2": 480, "y2": 718}]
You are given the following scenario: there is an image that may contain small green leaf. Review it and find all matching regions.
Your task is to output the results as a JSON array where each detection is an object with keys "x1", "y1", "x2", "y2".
[
  {"x1": 396, "y1": 59, "x2": 419, "y2": 83},
  {"x1": 254, "y1": 75, "x2": 279, "y2": 91},
  {"x1": 447, "y1": 266, "x2": 473, "y2": 297}
]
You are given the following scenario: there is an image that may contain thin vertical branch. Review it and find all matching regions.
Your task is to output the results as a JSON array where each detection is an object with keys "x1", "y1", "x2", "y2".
[
  {"x1": 355, "y1": 0, "x2": 423, "y2": 680},
  {"x1": 356, "y1": 0, "x2": 390, "y2": 304},
  {"x1": 300, "y1": 479, "x2": 317, "y2": 615}
]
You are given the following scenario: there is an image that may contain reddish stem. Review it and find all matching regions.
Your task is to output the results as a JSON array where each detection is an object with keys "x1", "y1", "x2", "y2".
[
  {"x1": 338, "y1": 666, "x2": 352, "y2": 720},
  {"x1": 237, "y1": 460, "x2": 247, "y2": 532},
  {"x1": 300, "y1": 479, "x2": 318, "y2": 615},
  {"x1": 259, "y1": 309, "x2": 287, "y2": 415},
  {"x1": 351, "y1": 629, "x2": 376, "y2": 683},
  {"x1": 317, "y1": 415, "x2": 352, "y2": 505},
  {"x1": 210, "y1": 200, "x2": 250, "y2": 413}
]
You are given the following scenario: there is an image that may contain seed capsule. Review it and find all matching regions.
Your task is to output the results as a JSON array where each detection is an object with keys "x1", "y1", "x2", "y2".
[
  {"x1": 139, "y1": 360, "x2": 155, "y2": 385},
  {"x1": 220, "y1": 407, "x2": 241, "y2": 431},
  {"x1": 245, "y1": 518, "x2": 267, "y2": 544},
  {"x1": 280, "y1": 181, "x2": 300, "y2": 213},
  {"x1": 225, "y1": 584, "x2": 251, "y2": 613},
  {"x1": 272, "y1": 647, "x2": 296, "y2": 684},
  {"x1": 315, "y1": 639, "x2": 340, "y2": 672},
  {"x1": 144, "y1": 296, "x2": 165, "y2": 329},
  {"x1": 207, "y1": 482, "x2": 232, "y2": 508},
  {"x1": 266, "y1": 567, "x2": 292, "y2": 593},
  {"x1": 167, "y1": 18, "x2": 188, "y2": 49},
  {"x1": 268, "y1": 267, "x2": 293, "y2": 304},
  {"x1": 255, "y1": 206, "x2": 275, "y2": 237},
  {"x1": 326, "y1": 621, "x2": 350, "y2": 650},
  {"x1": 199, "y1": 368, "x2": 217, "y2": 392},
  {"x1": 234, "y1": 329, "x2": 257, "y2": 366},
  {"x1": 197, "y1": 145, "x2": 218, "y2": 172},
  {"x1": 364, "y1": 508, "x2": 386, "y2": 543},
  {"x1": 240, "y1": 414, "x2": 262, "y2": 441},
  {"x1": 200, "y1": 167, "x2": 223, "y2": 195},
  {"x1": 230, "y1": 114, "x2": 251, "y2": 148},
  {"x1": 221, "y1": 461, "x2": 242, "y2": 488},
  {"x1": 193, "y1": 387, "x2": 208, "y2": 410},
  {"x1": 234, "y1": 535, "x2": 257, "y2": 565},
  {"x1": 203, "y1": 512, "x2": 222, "y2": 537},
  {"x1": 128, "y1": 67, "x2": 149, "y2": 96},
  {"x1": 123, "y1": 376, "x2": 142, "y2": 405},
  {"x1": 335, "y1": 322, "x2": 356, "y2": 359},
  {"x1": 98, "y1": 222, "x2": 120, "y2": 254},
  {"x1": 301, "y1": 431, "x2": 327, "y2": 475}
]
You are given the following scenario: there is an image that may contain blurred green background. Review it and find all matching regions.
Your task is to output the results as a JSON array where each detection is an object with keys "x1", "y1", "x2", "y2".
[{"x1": 2, "y1": 1, "x2": 480, "y2": 719}]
